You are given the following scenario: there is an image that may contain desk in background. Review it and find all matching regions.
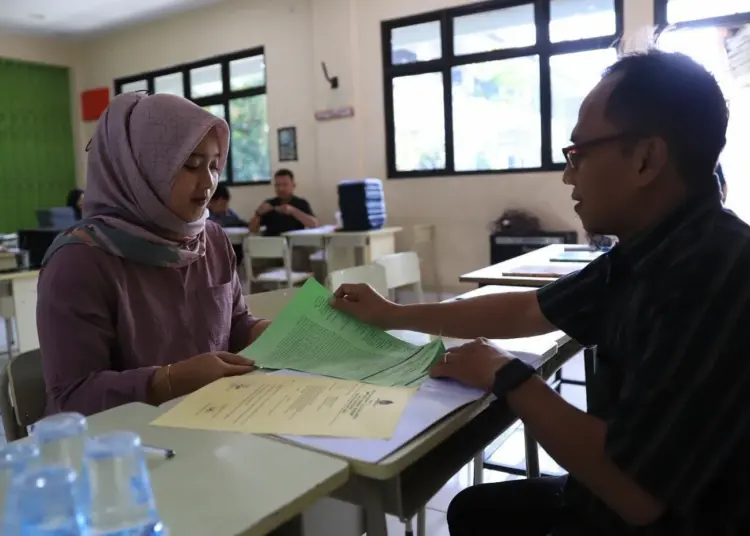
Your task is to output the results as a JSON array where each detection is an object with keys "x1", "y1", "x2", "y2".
[
  {"x1": 85, "y1": 403, "x2": 349, "y2": 536},
  {"x1": 460, "y1": 244, "x2": 597, "y2": 287},
  {"x1": 0, "y1": 270, "x2": 40, "y2": 358},
  {"x1": 284, "y1": 226, "x2": 402, "y2": 274}
]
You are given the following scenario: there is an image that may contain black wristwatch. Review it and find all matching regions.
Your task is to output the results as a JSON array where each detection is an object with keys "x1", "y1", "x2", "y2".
[{"x1": 491, "y1": 358, "x2": 536, "y2": 398}]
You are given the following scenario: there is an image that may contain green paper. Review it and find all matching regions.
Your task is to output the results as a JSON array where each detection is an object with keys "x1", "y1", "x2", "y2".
[{"x1": 241, "y1": 279, "x2": 445, "y2": 387}]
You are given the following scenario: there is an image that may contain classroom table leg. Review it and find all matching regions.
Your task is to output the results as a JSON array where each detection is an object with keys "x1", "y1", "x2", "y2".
[
  {"x1": 416, "y1": 508, "x2": 426, "y2": 536},
  {"x1": 361, "y1": 483, "x2": 388, "y2": 536},
  {"x1": 524, "y1": 429, "x2": 541, "y2": 478},
  {"x1": 473, "y1": 452, "x2": 484, "y2": 484},
  {"x1": 583, "y1": 346, "x2": 598, "y2": 407},
  {"x1": 4, "y1": 317, "x2": 13, "y2": 360}
]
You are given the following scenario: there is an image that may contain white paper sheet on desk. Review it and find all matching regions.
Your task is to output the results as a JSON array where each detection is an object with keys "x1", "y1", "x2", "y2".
[{"x1": 267, "y1": 367, "x2": 504, "y2": 463}]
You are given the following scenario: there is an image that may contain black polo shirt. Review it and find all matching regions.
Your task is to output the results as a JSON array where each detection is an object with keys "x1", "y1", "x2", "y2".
[
  {"x1": 259, "y1": 196, "x2": 313, "y2": 236},
  {"x1": 538, "y1": 197, "x2": 750, "y2": 535}
]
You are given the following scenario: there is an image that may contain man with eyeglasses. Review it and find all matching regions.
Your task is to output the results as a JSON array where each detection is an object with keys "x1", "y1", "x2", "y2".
[{"x1": 331, "y1": 50, "x2": 750, "y2": 535}]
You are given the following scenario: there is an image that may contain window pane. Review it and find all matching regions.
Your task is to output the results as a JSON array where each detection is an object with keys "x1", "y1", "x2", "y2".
[
  {"x1": 154, "y1": 72, "x2": 183, "y2": 96},
  {"x1": 452, "y1": 57, "x2": 541, "y2": 171},
  {"x1": 667, "y1": 0, "x2": 749, "y2": 24},
  {"x1": 203, "y1": 104, "x2": 225, "y2": 119},
  {"x1": 454, "y1": 5, "x2": 536, "y2": 55},
  {"x1": 230, "y1": 55, "x2": 265, "y2": 91},
  {"x1": 550, "y1": 0, "x2": 616, "y2": 43},
  {"x1": 391, "y1": 21, "x2": 441, "y2": 64},
  {"x1": 203, "y1": 105, "x2": 227, "y2": 181},
  {"x1": 190, "y1": 64, "x2": 222, "y2": 98},
  {"x1": 392, "y1": 73, "x2": 446, "y2": 172},
  {"x1": 550, "y1": 48, "x2": 618, "y2": 163},
  {"x1": 229, "y1": 95, "x2": 270, "y2": 183},
  {"x1": 120, "y1": 80, "x2": 147, "y2": 93}
]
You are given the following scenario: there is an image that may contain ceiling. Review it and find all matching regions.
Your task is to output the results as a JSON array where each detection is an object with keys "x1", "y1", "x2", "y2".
[{"x1": 0, "y1": 0, "x2": 227, "y2": 37}]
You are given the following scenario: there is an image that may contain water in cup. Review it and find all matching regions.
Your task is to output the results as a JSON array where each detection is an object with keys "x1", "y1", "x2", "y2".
[
  {"x1": 0, "y1": 440, "x2": 41, "y2": 532},
  {"x1": 83, "y1": 431, "x2": 166, "y2": 536},
  {"x1": 32, "y1": 412, "x2": 88, "y2": 473},
  {"x1": 7, "y1": 465, "x2": 89, "y2": 535}
]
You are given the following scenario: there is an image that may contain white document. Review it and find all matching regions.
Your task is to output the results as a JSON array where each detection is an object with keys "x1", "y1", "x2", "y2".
[{"x1": 269, "y1": 370, "x2": 487, "y2": 463}]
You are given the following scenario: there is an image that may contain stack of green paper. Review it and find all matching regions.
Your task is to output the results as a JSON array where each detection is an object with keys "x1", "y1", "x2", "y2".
[{"x1": 240, "y1": 279, "x2": 445, "y2": 387}]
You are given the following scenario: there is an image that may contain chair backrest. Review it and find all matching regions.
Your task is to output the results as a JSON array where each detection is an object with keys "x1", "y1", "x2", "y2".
[
  {"x1": 0, "y1": 349, "x2": 46, "y2": 441},
  {"x1": 327, "y1": 264, "x2": 389, "y2": 298},
  {"x1": 375, "y1": 252, "x2": 422, "y2": 290},
  {"x1": 244, "y1": 288, "x2": 299, "y2": 320}
]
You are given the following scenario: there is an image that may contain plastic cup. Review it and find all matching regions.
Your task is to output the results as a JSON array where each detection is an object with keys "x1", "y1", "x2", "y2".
[
  {"x1": 6, "y1": 465, "x2": 89, "y2": 535},
  {"x1": 83, "y1": 431, "x2": 164, "y2": 536}
]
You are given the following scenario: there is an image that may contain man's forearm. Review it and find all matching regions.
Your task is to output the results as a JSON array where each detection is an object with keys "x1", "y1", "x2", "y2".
[
  {"x1": 507, "y1": 377, "x2": 664, "y2": 526},
  {"x1": 293, "y1": 211, "x2": 318, "y2": 228},
  {"x1": 387, "y1": 291, "x2": 553, "y2": 339},
  {"x1": 249, "y1": 216, "x2": 262, "y2": 232}
]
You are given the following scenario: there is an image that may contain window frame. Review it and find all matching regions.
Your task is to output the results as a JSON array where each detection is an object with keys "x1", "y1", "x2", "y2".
[
  {"x1": 654, "y1": 0, "x2": 750, "y2": 30},
  {"x1": 114, "y1": 47, "x2": 269, "y2": 186},
  {"x1": 381, "y1": 0, "x2": 624, "y2": 179}
]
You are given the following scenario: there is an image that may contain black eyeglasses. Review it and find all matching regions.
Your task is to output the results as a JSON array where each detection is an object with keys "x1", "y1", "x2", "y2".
[{"x1": 562, "y1": 133, "x2": 636, "y2": 169}]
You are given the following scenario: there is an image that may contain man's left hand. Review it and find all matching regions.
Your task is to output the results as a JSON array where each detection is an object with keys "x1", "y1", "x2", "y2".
[
  {"x1": 429, "y1": 338, "x2": 515, "y2": 391},
  {"x1": 277, "y1": 204, "x2": 295, "y2": 215}
]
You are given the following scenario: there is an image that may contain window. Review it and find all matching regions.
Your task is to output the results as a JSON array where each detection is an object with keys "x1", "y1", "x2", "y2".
[
  {"x1": 115, "y1": 48, "x2": 269, "y2": 185},
  {"x1": 662, "y1": 0, "x2": 750, "y2": 24},
  {"x1": 654, "y1": 3, "x2": 750, "y2": 221},
  {"x1": 382, "y1": 0, "x2": 623, "y2": 177}
]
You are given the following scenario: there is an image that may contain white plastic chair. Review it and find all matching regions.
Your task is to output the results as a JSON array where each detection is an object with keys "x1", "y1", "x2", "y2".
[
  {"x1": 411, "y1": 224, "x2": 442, "y2": 301},
  {"x1": 375, "y1": 251, "x2": 424, "y2": 303},
  {"x1": 326, "y1": 264, "x2": 388, "y2": 298},
  {"x1": 243, "y1": 236, "x2": 312, "y2": 289},
  {"x1": 244, "y1": 288, "x2": 298, "y2": 321}
]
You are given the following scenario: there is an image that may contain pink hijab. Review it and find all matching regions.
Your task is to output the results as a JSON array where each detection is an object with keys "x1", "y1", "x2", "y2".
[{"x1": 81, "y1": 92, "x2": 230, "y2": 265}]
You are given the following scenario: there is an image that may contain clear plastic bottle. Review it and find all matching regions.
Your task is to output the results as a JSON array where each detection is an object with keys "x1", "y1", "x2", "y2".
[
  {"x1": 0, "y1": 440, "x2": 41, "y2": 532},
  {"x1": 83, "y1": 432, "x2": 166, "y2": 536},
  {"x1": 7, "y1": 465, "x2": 89, "y2": 535}
]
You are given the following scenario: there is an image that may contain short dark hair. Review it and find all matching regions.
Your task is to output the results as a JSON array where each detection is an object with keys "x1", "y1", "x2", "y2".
[
  {"x1": 274, "y1": 168, "x2": 295, "y2": 181},
  {"x1": 212, "y1": 183, "x2": 230, "y2": 201},
  {"x1": 603, "y1": 50, "x2": 728, "y2": 195}
]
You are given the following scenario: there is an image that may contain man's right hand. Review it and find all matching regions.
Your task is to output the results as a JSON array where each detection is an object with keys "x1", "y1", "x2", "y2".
[
  {"x1": 256, "y1": 202, "x2": 274, "y2": 215},
  {"x1": 330, "y1": 284, "x2": 400, "y2": 329},
  {"x1": 150, "y1": 352, "x2": 256, "y2": 402}
]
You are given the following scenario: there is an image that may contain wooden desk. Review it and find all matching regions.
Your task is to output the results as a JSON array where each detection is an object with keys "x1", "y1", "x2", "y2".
[
  {"x1": 85, "y1": 403, "x2": 350, "y2": 536},
  {"x1": 460, "y1": 244, "x2": 589, "y2": 287},
  {"x1": 284, "y1": 226, "x2": 402, "y2": 273},
  {"x1": 0, "y1": 270, "x2": 40, "y2": 358}
]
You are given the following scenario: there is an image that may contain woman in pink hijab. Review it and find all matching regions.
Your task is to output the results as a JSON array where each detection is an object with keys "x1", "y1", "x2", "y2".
[{"x1": 37, "y1": 92, "x2": 269, "y2": 416}]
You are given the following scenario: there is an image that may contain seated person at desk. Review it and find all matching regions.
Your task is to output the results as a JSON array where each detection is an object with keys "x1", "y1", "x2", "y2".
[
  {"x1": 66, "y1": 188, "x2": 84, "y2": 220},
  {"x1": 249, "y1": 168, "x2": 317, "y2": 236},
  {"x1": 37, "y1": 93, "x2": 269, "y2": 417},
  {"x1": 333, "y1": 51, "x2": 750, "y2": 535},
  {"x1": 208, "y1": 183, "x2": 248, "y2": 264},
  {"x1": 208, "y1": 183, "x2": 248, "y2": 228}
]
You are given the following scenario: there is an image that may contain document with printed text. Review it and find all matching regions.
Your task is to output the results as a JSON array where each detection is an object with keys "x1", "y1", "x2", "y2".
[{"x1": 151, "y1": 374, "x2": 414, "y2": 439}]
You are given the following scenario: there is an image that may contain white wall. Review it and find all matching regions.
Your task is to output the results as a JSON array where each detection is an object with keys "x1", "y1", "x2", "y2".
[{"x1": 73, "y1": 0, "x2": 655, "y2": 291}]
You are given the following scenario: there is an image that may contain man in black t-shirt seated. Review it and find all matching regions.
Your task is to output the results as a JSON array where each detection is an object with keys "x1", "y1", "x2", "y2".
[{"x1": 250, "y1": 168, "x2": 317, "y2": 236}]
